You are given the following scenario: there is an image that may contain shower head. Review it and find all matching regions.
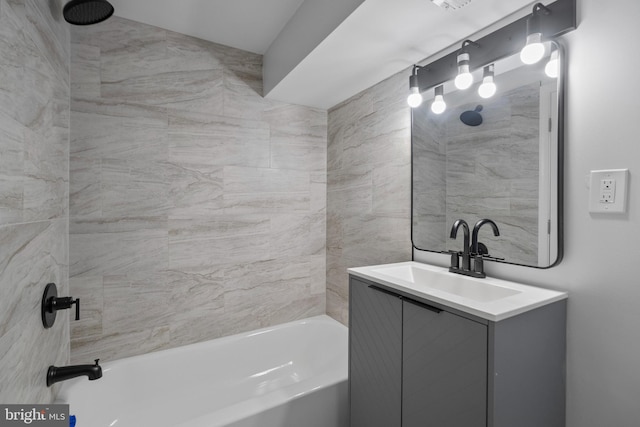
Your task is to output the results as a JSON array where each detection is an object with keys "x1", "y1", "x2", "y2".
[
  {"x1": 63, "y1": 0, "x2": 114, "y2": 25},
  {"x1": 460, "y1": 105, "x2": 483, "y2": 126}
]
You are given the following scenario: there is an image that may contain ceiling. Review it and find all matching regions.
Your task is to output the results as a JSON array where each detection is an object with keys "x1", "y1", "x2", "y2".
[{"x1": 111, "y1": 0, "x2": 540, "y2": 109}]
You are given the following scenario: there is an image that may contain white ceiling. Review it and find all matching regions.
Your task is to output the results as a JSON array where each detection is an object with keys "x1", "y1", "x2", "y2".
[
  {"x1": 110, "y1": 0, "x2": 307, "y2": 54},
  {"x1": 111, "y1": 0, "x2": 540, "y2": 109}
]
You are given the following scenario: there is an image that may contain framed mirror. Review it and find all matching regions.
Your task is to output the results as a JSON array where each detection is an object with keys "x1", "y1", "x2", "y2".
[{"x1": 412, "y1": 41, "x2": 563, "y2": 268}]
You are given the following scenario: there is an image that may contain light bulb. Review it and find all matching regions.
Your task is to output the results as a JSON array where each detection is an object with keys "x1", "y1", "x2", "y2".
[
  {"x1": 545, "y1": 49, "x2": 559, "y2": 78},
  {"x1": 455, "y1": 68, "x2": 473, "y2": 90},
  {"x1": 431, "y1": 95, "x2": 446, "y2": 114},
  {"x1": 407, "y1": 87, "x2": 423, "y2": 108},
  {"x1": 478, "y1": 77, "x2": 496, "y2": 99},
  {"x1": 455, "y1": 52, "x2": 473, "y2": 90},
  {"x1": 478, "y1": 64, "x2": 496, "y2": 98},
  {"x1": 520, "y1": 33, "x2": 545, "y2": 64}
]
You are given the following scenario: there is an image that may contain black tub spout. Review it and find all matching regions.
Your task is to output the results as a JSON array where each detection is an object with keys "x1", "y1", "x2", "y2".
[{"x1": 47, "y1": 359, "x2": 102, "y2": 387}]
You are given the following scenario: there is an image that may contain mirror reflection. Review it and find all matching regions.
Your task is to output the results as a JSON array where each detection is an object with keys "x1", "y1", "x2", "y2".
[{"x1": 412, "y1": 42, "x2": 562, "y2": 268}]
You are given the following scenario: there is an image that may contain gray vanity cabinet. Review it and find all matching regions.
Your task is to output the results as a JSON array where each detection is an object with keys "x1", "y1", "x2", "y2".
[
  {"x1": 402, "y1": 299, "x2": 487, "y2": 427},
  {"x1": 349, "y1": 278, "x2": 403, "y2": 427},
  {"x1": 349, "y1": 275, "x2": 567, "y2": 427}
]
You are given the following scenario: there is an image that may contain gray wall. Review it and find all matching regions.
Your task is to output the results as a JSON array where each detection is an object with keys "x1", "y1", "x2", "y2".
[
  {"x1": 328, "y1": 0, "x2": 640, "y2": 425},
  {"x1": 69, "y1": 17, "x2": 327, "y2": 363},
  {"x1": 0, "y1": 0, "x2": 70, "y2": 403},
  {"x1": 326, "y1": 72, "x2": 412, "y2": 324}
]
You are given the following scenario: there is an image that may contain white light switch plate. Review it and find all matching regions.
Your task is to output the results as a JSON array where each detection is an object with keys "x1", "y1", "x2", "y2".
[{"x1": 589, "y1": 169, "x2": 629, "y2": 213}]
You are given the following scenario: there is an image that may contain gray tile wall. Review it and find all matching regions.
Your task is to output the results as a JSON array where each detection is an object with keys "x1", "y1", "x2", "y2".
[
  {"x1": 69, "y1": 17, "x2": 327, "y2": 363},
  {"x1": 326, "y1": 72, "x2": 413, "y2": 325},
  {"x1": 0, "y1": 0, "x2": 70, "y2": 403}
]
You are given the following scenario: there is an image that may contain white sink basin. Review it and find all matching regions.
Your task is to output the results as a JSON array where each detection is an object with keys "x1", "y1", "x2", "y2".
[
  {"x1": 371, "y1": 264, "x2": 520, "y2": 303},
  {"x1": 348, "y1": 261, "x2": 567, "y2": 321}
]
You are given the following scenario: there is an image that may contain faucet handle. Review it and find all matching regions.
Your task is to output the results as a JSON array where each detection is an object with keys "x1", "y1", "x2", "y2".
[
  {"x1": 446, "y1": 250, "x2": 460, "y2": 270},
  {"x1": 94, "y1": 359, "x2": 100, "y2": 366}
]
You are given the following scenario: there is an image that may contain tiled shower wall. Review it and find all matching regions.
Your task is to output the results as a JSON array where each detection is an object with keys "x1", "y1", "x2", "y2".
[
  {"x1": 69, "y1": 17, "x2": 327, "y2": 362},
  {"x1": 0, "y1": 0, "x2": 70, "y2": 403},
  {"x1": 326, "y1": 72, "x2": 413, "y2": 325}
]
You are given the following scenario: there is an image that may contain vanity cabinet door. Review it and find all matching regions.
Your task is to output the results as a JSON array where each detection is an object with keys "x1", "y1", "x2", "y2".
[
  {"x1": 349, "y1": 279, "x2": 402, "y2": 427},
  {"x1": 402, "y1": 299, "x2": 488, "y2": 427}
]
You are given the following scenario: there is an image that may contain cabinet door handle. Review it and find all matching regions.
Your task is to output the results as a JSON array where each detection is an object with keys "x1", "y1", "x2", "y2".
[
  {"x1": 368, "y1": 285, "x2": 402, "y2": 299},
  {"x1": 404, "y1": 298, "x2": 443, "y2": 314}
]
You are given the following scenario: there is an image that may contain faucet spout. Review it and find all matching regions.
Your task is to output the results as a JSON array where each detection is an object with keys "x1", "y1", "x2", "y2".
[
  {"x1": 47, "y1": 359, "x2": 102, "y2": 387},
  {"x1": 471, "y1": 219, "x2": 500, "y2": 254},
  {"x1": 450, "y1": 219, "x2": 471, "y2": 271}
]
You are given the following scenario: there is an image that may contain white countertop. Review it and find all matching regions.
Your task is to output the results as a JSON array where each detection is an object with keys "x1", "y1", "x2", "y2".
[{"x1": 348, "y1": 261, "x2": 567, "y2": 322}]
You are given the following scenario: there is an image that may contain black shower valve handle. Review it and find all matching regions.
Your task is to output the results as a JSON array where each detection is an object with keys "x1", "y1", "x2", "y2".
[{"x1": 50, "y1": 296, "x2": 81, "y2": 321}]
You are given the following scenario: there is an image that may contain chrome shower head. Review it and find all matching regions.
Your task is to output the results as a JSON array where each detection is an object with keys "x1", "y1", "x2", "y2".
[{"x1": 63, "y1": 0, "x2": 114, "y2": 25}]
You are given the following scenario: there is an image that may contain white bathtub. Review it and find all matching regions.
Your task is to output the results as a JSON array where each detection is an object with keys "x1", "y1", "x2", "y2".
[{"x1": 56, "y1": 315, "x2": 348, "y2": 427}]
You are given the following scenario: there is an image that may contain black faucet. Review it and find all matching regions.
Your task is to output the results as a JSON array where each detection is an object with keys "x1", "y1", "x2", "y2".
[
  {"x1": 471, "y1": 219, "x2": 500, "y2": 277},
  {"x1": 449, "y1": 219, "x2": 471, "y2": 272},
  {"x1": 47, "y1": 359, "x2": 102, "y2": 387}
]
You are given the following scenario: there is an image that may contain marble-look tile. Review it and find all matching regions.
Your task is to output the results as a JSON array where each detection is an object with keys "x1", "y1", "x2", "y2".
[
  {"x1": 71, "y1": 107, "x2": 168, "y2": 162},
  {"x1": 101, "y1": 158, "x2": 169, "y2": 217},
  {"x1": 68, "y1": 16, "x2": 327, "y2": 363},
  {"x1": 23, "y1": 0, "x2": 70, "y2": 86},
  {"x1": 309, "y1": 254, "x2": 327, "y2": 295},
  {"x1": 166, "y1": 267, "x2": 225, "y2": 322},
  {"x1": 168, "y1": 131, "x2": 269, "y2": 169},
  {"x1": 69, "y1": 276, "x2": 103, "y2": 339},
  {"x1": 168, "y1": 217, "x2": 271, "y2": 270},
  {"x1": 223, "y1": 192, "x2": 311, "y2": 215},
  {"x1": 69, "y1": 155, "x2": 101, "y2": 218},
  {"x1": 327, "y1": 184, "x2": 372, "y2": 215},
  {"x1": 270, "y1": 140, "x2": 327, "y2": 172},
  {"x1": 1, "y1": 0, "x2": 69, "y2": 405},
  {"x1": 0, "y1": 219, "x2": 68, "y2": 336},
  {"x1": 165, "y1": 30, "x2": 225, "y2": 73},
  {"x1": 263, "y1": 101, "x2": 328, "y2": 141},
  {"x1": 0, "y1": 312, "x2": 68, "y2": 403},
  {"x1": 0, "y1": 111, "x2": 24, "y2": 225},
  {"x1": 23, "y1": 126, "x2": 69, "y2": 221},
  {"x1": 269, "y1": 214, "x2": 321, "y2": 258},
  {"x1": 166, "y1": 162, "x2": 224, "y2": 218},
  {"x1": 223, "y1": 69, "x2": 265, "y2": 121},
  {"x1": 224, "y1": 166, "x2": 310, "y2": 194},
  {"x1": 326, "y1": 71, "x2": 413, "y2": 324},
  {"x1": 71, "y1": 326, "x2": 171, "y2": 364},
  {"x1": 255, "y1": 294, "x2": 325, "y2": 328},
  {"x1": 70, "y1": 42, "x2": 100, "y2": 87},
  {"x1": 101, "y1": 273, "x2": 174, "y2": 335},
  {"x1": 372, "y1": 163, "x2": 410, "y2": 218},
  {"x1": 70, "y1": 217, "x2": 168, "y2": 277},
  {"x1": 0, "y1": 219, "x2": 69, "y2": 403}
]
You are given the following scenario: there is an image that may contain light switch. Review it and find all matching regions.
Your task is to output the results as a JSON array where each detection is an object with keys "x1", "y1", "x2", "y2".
[{"x1": 589, "y1": 169, "x2": 629, "y2": 213}]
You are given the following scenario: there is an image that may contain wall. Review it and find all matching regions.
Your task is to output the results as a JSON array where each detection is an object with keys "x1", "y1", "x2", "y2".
[
  {"x1": 328, "y1": 0, "x2": 640, "y2": 425},
  {"x1": 0, "y1": 0, "x2": 70, "y2": 403},
  {"x1": 69, "y1": 17, "x2": 327, "y2": 363},
  {"x1": 326, "y1": 72, "x2": 412, "y2": 324}
]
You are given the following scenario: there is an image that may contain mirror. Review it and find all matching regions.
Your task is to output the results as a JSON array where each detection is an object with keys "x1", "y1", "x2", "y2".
[{"x1": 412, "y1": 41, "x2": 563, "y2": 268}]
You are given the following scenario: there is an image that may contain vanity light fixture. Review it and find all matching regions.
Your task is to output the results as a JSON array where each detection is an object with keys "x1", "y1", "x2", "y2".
[
  {"x1": 478, "y1": 64, "x2": 497, "y2": 99},
  {"x1": 454, "y1": 40, "x2": 479, "y2": 90},
  {"x1": 431, "y1": 85, "x2": 447, "y2": 114},
  {"x1": 520, "y1": 3, "x2": 551, "y2": 65},
  {"x1": 545, "y1": 48, "x2": 560, "y2": 78},
  {"x1": 407, "y1": 65, "x2": 424, "y2": 108}
]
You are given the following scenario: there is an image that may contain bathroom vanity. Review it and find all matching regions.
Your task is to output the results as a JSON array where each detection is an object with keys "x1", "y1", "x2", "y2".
[{"x1": 348, "y1": 262, "x2": 567, "y2": 427}]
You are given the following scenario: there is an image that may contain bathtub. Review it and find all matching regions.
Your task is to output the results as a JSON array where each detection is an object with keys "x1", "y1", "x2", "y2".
[{"x1": 56, "y1": 315, "x2": 348, "y2": 427}]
